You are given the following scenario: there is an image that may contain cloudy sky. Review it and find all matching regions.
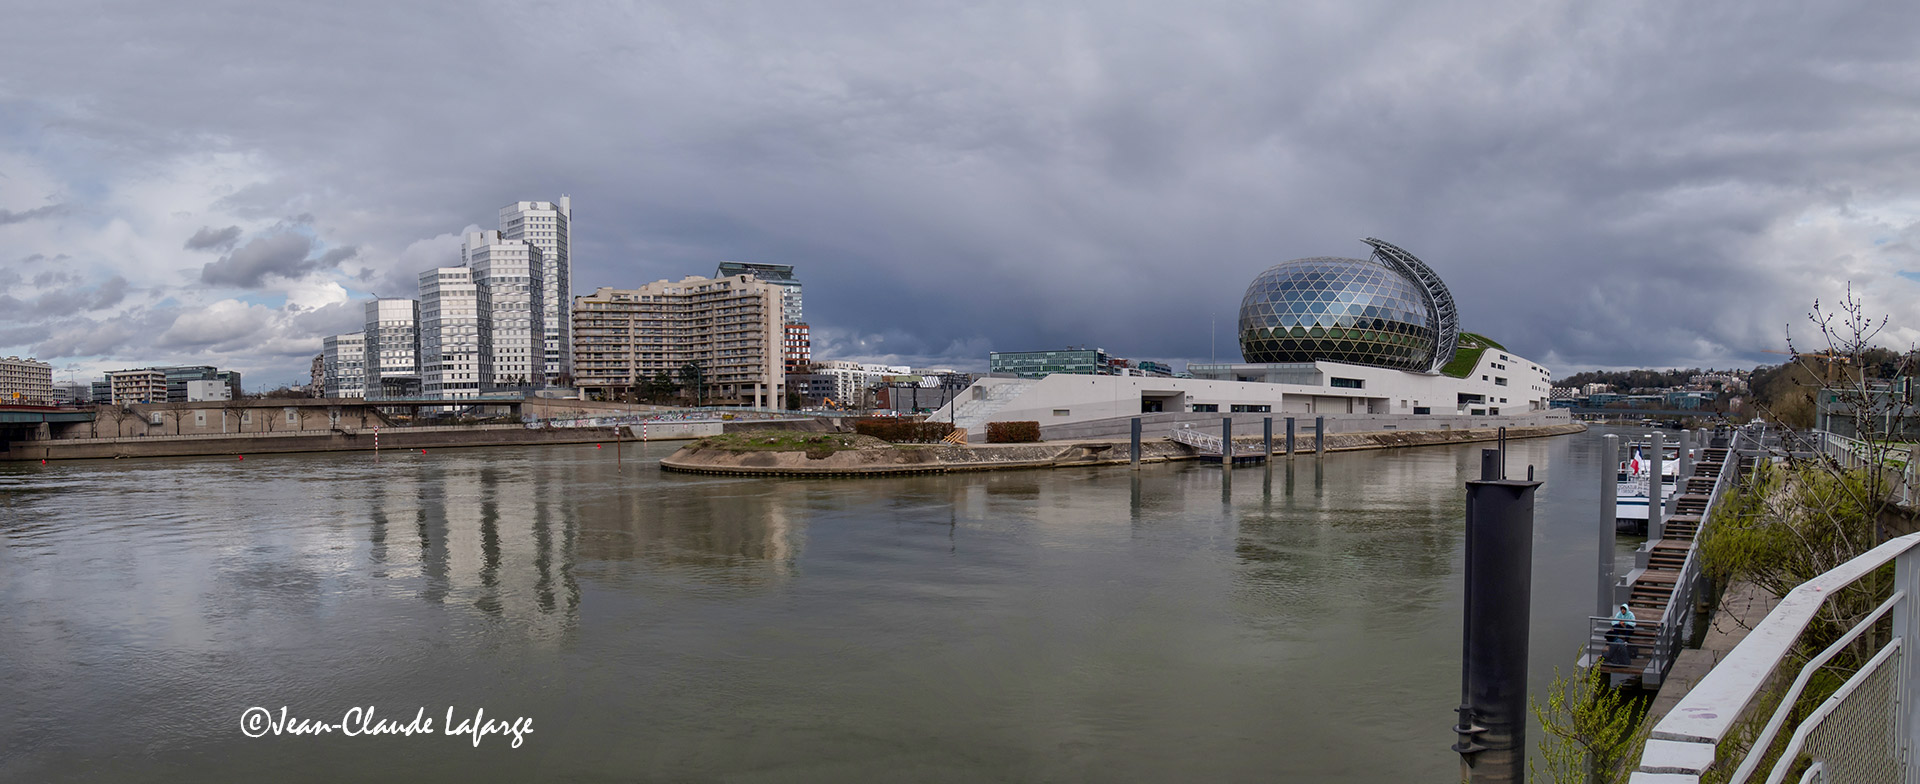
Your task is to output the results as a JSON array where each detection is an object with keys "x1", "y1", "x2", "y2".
[{"x1": 3, "y1": 1, "x2": 1918, "y2": 388}]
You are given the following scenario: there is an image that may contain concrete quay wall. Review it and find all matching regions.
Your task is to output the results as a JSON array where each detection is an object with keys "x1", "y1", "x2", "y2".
[{"x1": 661, "y1": 422, "x2": 1586, "y2": 477}]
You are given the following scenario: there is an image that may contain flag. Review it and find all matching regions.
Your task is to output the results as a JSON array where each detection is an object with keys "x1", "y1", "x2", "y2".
[{"x1": 1630, "y1": 446, "x2": 1643, "y2": 475}]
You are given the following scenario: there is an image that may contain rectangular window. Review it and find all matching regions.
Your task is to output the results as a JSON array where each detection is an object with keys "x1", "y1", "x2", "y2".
[
  {"x1": 1229, "y1": 404, "x2": 1271, "y2": 413},
  {"x1": 1413, "y1": 406, "x2": 1432, "y2": 415},
  {"x1": 1191, "y1": 404, "x2": 1219, "y2": 413},
  {"x1": 1329, "y1": 377, "x2": 1364, "y2": 389},
  {"x1": 1495, "y1": 377, "x2": 1508, "y2": 386},
  {"x1": 1052, "y1": 409, "x2": 1070, "y2": 416}
]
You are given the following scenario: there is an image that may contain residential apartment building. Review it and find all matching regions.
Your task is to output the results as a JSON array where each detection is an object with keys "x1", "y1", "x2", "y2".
[
  {"x1": 499, "y1": 198, "x2": 571, "y2": 385},
  {"x1": 323, "y1": 332, "x2": 366, "y2": 398},
  {"x1": 0, "y1": 356, "x2": 54, "y2": 406},
  {"x1": 419, "y1": 267, "x2": 485, "y2": 400},
  {"x1": 363, "y1": 299, "x2": 421, "y2": 399},
  {"x1": 813, "y1": 360, "x2": 910, "y2": 406},
  {"x1": 717, "y1": 262, "x2": 807, "y2": 373},
  {"x1": 465, "y1": 230, "x2": 545, "y2": 392},
  {"x1": 784, "y1": 323, "x2": 811, "y2": 374},
  {"x1": 572, "y1": 275, "x2": 785, "y2": 407},
  {"x1": 107, "y1": 368, "x2": 168, "y2": 406}
]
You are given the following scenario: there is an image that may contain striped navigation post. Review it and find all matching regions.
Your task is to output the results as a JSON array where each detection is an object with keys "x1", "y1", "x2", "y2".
[{"x1": 374, "y1": 425, "x2": 379, "y2": 462}]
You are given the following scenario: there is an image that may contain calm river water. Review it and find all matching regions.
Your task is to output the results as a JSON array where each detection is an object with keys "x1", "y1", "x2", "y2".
[{"x1": 0, "y1": 428, "x2": 1633, "y2": 782}]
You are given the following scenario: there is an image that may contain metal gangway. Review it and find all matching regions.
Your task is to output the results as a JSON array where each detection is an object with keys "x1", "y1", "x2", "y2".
[
  {"x1": 1169, "y1": 424, "x2": 1224, "y2": 454},
  {"x1": 1583, "y1": 426, "x2": 1754, "y2": 685}
]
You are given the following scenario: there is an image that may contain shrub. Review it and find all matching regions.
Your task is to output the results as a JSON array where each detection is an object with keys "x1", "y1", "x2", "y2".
[
  {"x1": 986, "y1": 421, "x2": 1041, "y2": 443},
  {"x1": 853, "y1": 418, "x2": 956, "y2": 443}
]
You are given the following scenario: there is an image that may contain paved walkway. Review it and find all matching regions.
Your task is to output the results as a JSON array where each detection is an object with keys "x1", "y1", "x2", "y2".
[{"x1": 1644, "y1": 580, "x2": 1781, "y2": 725}]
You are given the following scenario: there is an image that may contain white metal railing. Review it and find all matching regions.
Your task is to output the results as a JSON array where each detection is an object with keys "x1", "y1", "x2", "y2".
[
  {"x1": 1816, "y1": 430, "x2": 1918, "y2": 508},
  {"x1": 1631, "y1": 531, "x2": 1920, "y2": 783},
  {"x1": 1169, "y1": 425, "x2": 1223, "y2": 454}
]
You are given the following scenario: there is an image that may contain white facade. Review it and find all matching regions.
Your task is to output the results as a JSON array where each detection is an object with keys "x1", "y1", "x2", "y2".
[
  {"x1": 813, "y1": 360, "x2": 911, "y2": 405},
  {"x1": 0, "y1": 356, "x2": 53, "y2": 406},
  {"x1": 185, "y1": 379, "x2": 232, "y2": 402},
  {"x1": 419, "y1": 267, "x2": 485, "y2": 400},
  {"x1": 933, "y1": 347, "x2": 1554, "y2": 434},
  {"x1": 364, "y1": 299, "x2": 421, "y2": 400},
  {"x1": 323, "y1": 332, "x2": 367, "y2": 399},
  {"x1": 465, "y1": 230, "x2": 545, "y2": 392},
  {"x1": 499, "y1": 197, "x2": 570, "y2": 385},
  {"x1": 106, "y1": 368, "x2": 168, "y2": 406}
]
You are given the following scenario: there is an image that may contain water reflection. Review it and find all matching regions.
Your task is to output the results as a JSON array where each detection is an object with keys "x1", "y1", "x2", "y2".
[{"x1": 0, "y1": 434, "x2": 1617, "y2": 783}]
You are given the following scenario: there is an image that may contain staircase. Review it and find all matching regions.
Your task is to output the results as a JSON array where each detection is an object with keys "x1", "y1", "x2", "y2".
[{"x1": 949, "y1": 380, "x2": 1034, "y2": 431}]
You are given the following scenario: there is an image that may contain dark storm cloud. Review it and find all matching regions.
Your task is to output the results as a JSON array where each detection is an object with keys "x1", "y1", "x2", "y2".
[
  {"x1": 183, "y1": 225, "x2": 243, "y2": 251},
  {"x1": 6, "y1": 0, "x2": 1920, "y2": 378},
  {"x1": 198, "y1": 233, "x2": 347, "y2": 288},
  {"x1": 0, "y1": 204, "x2": 65, "y2": 225}
]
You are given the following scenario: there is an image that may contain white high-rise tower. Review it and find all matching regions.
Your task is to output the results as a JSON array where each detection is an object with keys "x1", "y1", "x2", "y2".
[
  {"x1": 499, "y1": 196, "x2": 570, "y2": 385},
  {"x1": 464, "y1": 230, "x2": 545, "y2": 393}
]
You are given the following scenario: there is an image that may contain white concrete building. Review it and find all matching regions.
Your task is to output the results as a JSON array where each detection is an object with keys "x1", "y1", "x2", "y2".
[
  {"x1": 932, "y1": 348, "x2": 1555, "y2": 437},
  {"x1": 323, "y1": 332, "x2": 367, "y2": 398},
  {"x1": 185, "y1": 379, "x2": 232, "y2": 402},
  {"x1": 0, "y1": 356, "x2": 53, "y2": 406},
  {"x1": 106, "y1": 368, "x2": 168, "y2": 406},
  {"x1": 465, "y1": 230, "x2": 545, "y2": 393},
  {"x1": 364, "y1": 299, "x2": 421, "y2": 400},
  {"x1": 813, "y1": 360, "x2": 911, "y2": 406},
  {"x1": 419, "y1": 267, "x2": 485, "y2": 400},
  {"x1": 499, "y1": 198, "x2": 570, "y2": 385}
]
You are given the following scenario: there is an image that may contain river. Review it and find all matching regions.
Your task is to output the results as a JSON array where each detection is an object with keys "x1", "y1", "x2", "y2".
[{"x1": 0, "y1": 427, "x2": 1634, "y2": 782}]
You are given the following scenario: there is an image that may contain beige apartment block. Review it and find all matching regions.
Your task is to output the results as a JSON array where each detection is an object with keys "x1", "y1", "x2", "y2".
[{"x1": 573, "y1": 275, "x2": 785, "y2": 407}]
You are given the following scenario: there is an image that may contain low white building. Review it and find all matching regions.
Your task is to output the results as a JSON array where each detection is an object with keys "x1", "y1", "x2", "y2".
[
  {"x1": 185, "y1": 379, "x2": 232, "y2": 402},
  {"x1": 933, "y1": 347, "x2": 1554, "y2": 437}
]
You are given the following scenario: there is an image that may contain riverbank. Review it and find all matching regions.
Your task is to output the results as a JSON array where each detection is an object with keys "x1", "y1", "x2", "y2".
[{"x1": 660, "y1": 422, "x2": 1588, "y2": 476}]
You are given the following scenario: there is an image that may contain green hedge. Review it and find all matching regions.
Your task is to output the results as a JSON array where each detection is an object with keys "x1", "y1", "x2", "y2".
[
  {"x1": 986, "y1": 421, "x2": 1041, "y2": 443},
  {"x1": 853, "y1": 418, "x2": 956, "y2": 443}
]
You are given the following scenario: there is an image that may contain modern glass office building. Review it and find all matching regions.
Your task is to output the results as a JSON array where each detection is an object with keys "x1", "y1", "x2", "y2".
[{"x1": 990, "y1": 349, "x2": 1110, "y2": 378}]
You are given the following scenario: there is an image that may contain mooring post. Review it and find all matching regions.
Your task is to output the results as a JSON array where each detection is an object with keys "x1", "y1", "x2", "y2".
[
  {"x1": 1222, "y1": 416, "x2": 1232, "y2": 466},
  {"x1": 1598, "y1": 434, "x2": 1619, "y2": 620},
  {"x1": 1130, "y1": 417, "x2": 1142, "y2": 468},
  {"x1": 1648, "y1": 432, "x2": 1665, "y2": 541},
  {"x1": 1677, "y1": 429, "x2": 1693, "y2": 488},
  {"x1": 1454, "y1": 448, "x2": 1541, "y2": 784},
  {"x1": 1314, "y1": 415, "x2": 1325, "y2": 456},
  {"x1": 1285, "y1": 417, "x2": 1296, "y2": 457},
  {"x1": 1263, "y1": 416, "x2": 1273, "y2": 458}
]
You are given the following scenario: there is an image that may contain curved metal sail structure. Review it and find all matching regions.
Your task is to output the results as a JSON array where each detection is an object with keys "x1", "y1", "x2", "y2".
[{"x1": 1362, "y1": 238, "x2": 1459, "y2": 373}]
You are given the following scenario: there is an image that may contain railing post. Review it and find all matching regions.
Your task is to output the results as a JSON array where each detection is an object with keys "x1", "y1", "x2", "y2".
[
  {"x1": 1649, "y1": 432, "x2": 1665, "y2": 541},
  {"x1": 1599, "y1": 434, "x2": 1619, "y2": 619},
  {"x1": 1899, "y1": 545, "x2": 1920, "y2": 784},
  {"x1": 1678, "y1": 428, "x2": 1693, "y2": 486}
]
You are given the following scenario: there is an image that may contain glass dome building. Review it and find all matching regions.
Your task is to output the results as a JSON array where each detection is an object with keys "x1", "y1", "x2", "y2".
[{"x1": 1237, "y1": 239, "x2": 1460, "y2": 373}]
